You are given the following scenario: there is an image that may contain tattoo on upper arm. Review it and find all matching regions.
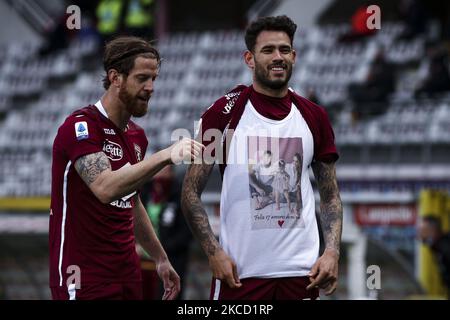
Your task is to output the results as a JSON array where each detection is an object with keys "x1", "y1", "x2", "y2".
[
  {"x1": 181, "y1": 163, "x2": 218, "y2": 256},
  {"x1": 74, "y1": 152, "x2": 111, "y2": 185},
  {"x1": 312, "y1": 161, "x2": 343, "y2": 254}
]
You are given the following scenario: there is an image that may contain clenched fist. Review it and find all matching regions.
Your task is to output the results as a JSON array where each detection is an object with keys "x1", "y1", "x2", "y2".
[{"x1": 167, "y1": 138, "x2": 205, "y2": 165}]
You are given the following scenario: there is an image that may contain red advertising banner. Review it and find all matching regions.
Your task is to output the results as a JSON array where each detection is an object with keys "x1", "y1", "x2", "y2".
[{"x1": 354, "y1": 204, "x2": 417, "y2": 226}]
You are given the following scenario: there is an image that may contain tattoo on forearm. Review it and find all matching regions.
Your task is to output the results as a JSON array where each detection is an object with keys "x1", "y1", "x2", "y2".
[
  {"x1": 75, "y1": 152, "x2": 111, "y2": 185},
  {"x1": 181, "y1": 164, "x2": 219, "y2": 256},
  {"x1": 312, "y1": 161, "x2": 343, "y2": 254}
]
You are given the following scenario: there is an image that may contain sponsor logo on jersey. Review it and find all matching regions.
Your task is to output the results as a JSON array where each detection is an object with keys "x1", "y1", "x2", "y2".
[
  {"x1": 103, "y1": 128, "x2": 116, "y2": 135},
  {"x1": 75, "y1": 121, "x2": 89, "y2": 140},
  {"x1": 222, "y1": 92, "x2": 241, "y2": 114},
  {"x1": 134, "y1": 143, "x2": 142, "y2": 161},
  {"x1": 110, "y1": 199, "x2": 133, "y2": 209},
  {"x1": 109, "y1": 190, "x2": 136, "y2": 209},
  {"x1": 103, "y1": 140, "x2": 123, "y2": 161}
]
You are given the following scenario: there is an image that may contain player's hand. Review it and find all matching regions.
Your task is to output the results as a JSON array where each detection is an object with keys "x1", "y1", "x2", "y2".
[
  {"x1": 156, "y1": 258, "x2": 181, "y2": 300},
  {"x1": 208, "y1": 248, "x2": 242, "y2": 289},
  {"x1": 306, "y1": 248, "x2": 339, "y2": 295},
  {"x1": 167, "y1": 138, "x2": 205, "y2": 165}
]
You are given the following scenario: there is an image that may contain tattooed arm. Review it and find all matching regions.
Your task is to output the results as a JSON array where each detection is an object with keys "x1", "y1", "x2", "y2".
[
  {"x1": 312, "y1": 161, "x2": 343, "y2": 255},
  {"x1": 133, "y1": 195, "x2": 180, "y2": 300},
  {"x1": 74, "y1": 138, "x2": 203, "y2": 204},
  {"x1": 74, "y1": 150, "x2": 170, "y2": 204},
  {"x1": 307, "y1": 160, "x2": 343, "y2": 295},
  {"x1": 181, "y1": 164, "x2": 242, "y2": 288},
  {"x1": 181, "y1": 163, "x2": 217, "y2": 255}
]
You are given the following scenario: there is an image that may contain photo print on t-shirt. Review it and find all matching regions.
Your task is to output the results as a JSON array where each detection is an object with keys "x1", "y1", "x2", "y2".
[{"x1": 247, "y1": 136, "x2": 305, "y2": 229}]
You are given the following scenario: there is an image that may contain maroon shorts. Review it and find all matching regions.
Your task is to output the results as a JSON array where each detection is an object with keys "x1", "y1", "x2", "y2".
[
  {"x1": 51, "y1": 281, "x2": 143, "y2": 300},
  {"x1": 210, "y1": 277, "x2": 319, "y2": 300}
]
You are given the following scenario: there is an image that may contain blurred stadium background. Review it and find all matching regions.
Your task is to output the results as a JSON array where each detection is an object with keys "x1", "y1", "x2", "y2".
[{"x1": 0, "y1": 0, "x2": 449, "y2": 300}]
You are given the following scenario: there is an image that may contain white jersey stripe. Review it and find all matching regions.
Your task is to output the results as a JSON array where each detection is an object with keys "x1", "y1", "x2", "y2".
[
  {"x1": 95, "y1": 100, "x2": 109, "y2": 118},
  {"x1": 58, "y1": 161, "x2": 71, "y2": 286},
  {"x1": 213, "y1": 279, "x2": 221, "y2": 300},
  {"x1": 68, "y1": 283, "x2": 76, "y2": 300}
]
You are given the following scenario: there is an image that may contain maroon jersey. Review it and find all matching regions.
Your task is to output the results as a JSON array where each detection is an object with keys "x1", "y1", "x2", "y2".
[{"x1": 49, "y1": 103, "x2": 148, "y2": 289}]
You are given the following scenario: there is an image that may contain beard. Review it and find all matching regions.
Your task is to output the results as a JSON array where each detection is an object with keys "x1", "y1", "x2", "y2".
[
  {"x1": 254, "y1": 59, "x2": 293, "y2": 90},
  {"x1": 118, "y1": 84, "x2": 149, "y2": 118}
]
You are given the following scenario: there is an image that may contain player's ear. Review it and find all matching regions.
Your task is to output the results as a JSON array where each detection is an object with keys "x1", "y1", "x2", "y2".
[
  {"x1": 292, "y1": 49, "x2": 297, "y2": 66},
  {"x1": 108, "y1": 69, "x2": 122, "y2": 88},
  {"x1": 244, "y1": 50, "x2": 255, "y2": 69}
]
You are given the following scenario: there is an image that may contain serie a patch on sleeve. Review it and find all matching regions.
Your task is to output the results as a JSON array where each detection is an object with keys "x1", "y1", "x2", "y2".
[{"x1": 75, "y1": 121, "x2": 89, "y2": 140}]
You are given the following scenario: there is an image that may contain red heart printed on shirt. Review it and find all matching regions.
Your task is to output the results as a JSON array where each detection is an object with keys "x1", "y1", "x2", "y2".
[{"x1": 278, "y1": 220, "x2": 285, "y2": 227}]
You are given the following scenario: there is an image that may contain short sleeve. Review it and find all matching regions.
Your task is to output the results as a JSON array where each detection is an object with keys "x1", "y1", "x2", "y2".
[
  {"x1": 56, "y1": 115, "x2": 104, "y2": 163},
  {"x1": 315, "y1": 107, "x2": 339, "y2": 163},
  {"x1": 196, "y1": 99, "x2": 232, "y2": 158}
]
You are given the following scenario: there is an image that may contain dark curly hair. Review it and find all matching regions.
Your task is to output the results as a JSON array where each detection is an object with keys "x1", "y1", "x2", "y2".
[
  {"x1": 244, "y1": 15, "x2": 297, "y2": 52},
  {"x1": 102, "y1": 36, "x2": 161, "y2": 90}
]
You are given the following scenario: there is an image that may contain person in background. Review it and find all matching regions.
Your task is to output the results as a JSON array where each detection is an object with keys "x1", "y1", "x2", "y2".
[
  {"x1": 397, "y1": 0, "x2": 429, "y2": 40},
  {"x1": 418, "y1": 216, "x2": 450, "y2": 293},
  {"x1": 339, "y1": 2, "x2": 378, "y2": 43},
  {"x1": 39, "y1": 11, "x2": 76, "y2": 56},
  {"x1": 348, "y1": 48, "x2": 396, "y2": 119},
  {"x1": 124, "y1": 0, "x2": 155, "y2": 39},
  {"x1": 415, "y1": 45, "x2": 450, "y2": 97},
  {"x1": 96, "y1": 0, "x2": 125, "y2": 44}
]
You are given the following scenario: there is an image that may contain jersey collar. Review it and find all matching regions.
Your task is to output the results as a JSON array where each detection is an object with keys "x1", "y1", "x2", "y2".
[
  {"x1": 94, "y1": 100, "x2": 131, "y2": 132},
  {"x1": 94, "y1": 100, "x2": 109, "y2": 119}
]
